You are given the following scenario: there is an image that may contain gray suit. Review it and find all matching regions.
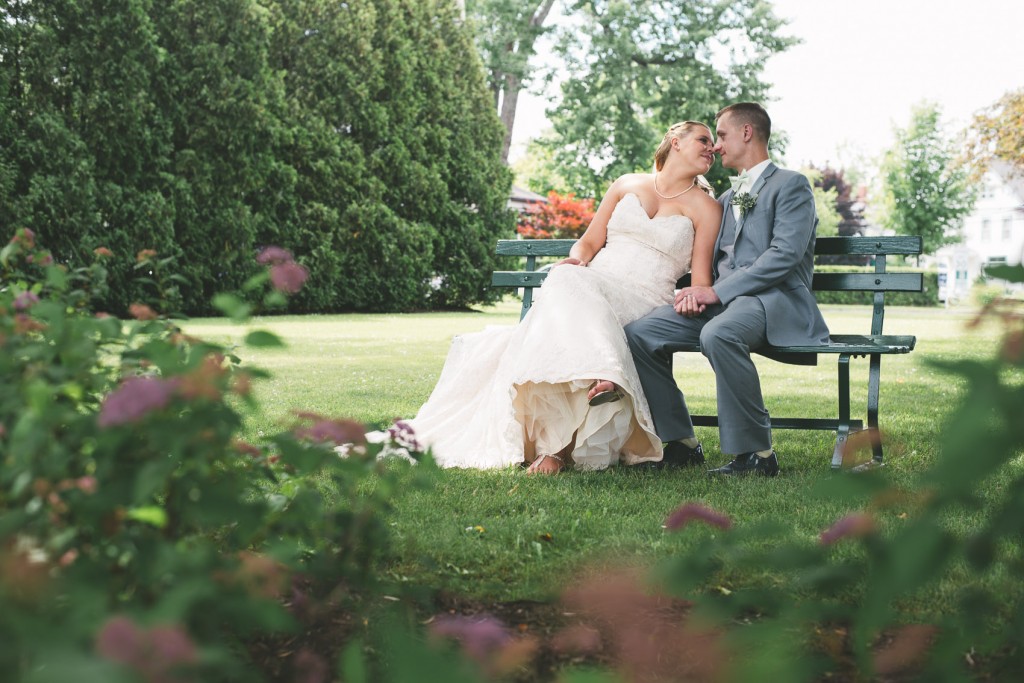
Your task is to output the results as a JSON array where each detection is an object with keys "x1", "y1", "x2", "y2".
[{"x1": 625, "y1": 163, "x2": 830, "y2": 455}]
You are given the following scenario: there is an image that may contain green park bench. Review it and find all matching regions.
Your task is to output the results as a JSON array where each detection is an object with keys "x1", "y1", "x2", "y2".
[{"x1": 492, "y1": 236, "x2": 923, "y2": 470}]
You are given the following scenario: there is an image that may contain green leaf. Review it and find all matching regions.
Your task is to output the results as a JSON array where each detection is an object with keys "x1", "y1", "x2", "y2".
[
  {"x1": 244, "y1": 330, "x2": 285, "y2": 348},
  {"x1": 339, "y1": 639, "x2": 369, "y2": 683},
  {"x1": 126, "y1": 506, "x2": 168, "y2": 529},
  {"x1": 211, "y1": 293, "x2": 252, "y2": 323}
]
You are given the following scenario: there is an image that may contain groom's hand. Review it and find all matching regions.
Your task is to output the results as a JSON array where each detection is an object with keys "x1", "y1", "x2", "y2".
[{"x1": 674, "y1": 286, "x2": 720, "y2": 316}]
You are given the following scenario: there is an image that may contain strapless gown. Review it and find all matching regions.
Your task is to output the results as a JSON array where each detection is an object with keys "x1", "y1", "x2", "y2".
[{"x1": 409, "y1": 193, "x2": 695, "y2": 470}]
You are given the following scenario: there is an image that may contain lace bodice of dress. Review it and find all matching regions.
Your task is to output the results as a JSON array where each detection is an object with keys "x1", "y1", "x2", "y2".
[{"x1": 582, "y1": 192, "x2": 695, "y2": 324}]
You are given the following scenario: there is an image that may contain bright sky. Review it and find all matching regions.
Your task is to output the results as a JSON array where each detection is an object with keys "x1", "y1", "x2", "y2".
[{"x1": 510, "y1": 0, "x2": 1024, "y2": 173}]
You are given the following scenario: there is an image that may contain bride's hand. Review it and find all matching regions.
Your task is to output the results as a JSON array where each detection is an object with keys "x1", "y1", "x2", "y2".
[{"x1": 554, "y1": 257, "x2": 587, "y2": 268}]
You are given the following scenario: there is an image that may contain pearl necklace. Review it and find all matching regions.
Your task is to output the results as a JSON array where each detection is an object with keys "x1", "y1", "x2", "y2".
[{"x1": 653, "y1": 174, "x2": 696, "y2": 199}]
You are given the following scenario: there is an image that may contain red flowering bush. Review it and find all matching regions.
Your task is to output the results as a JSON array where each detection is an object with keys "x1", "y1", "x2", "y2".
[{"x1": 516, "y1": 191, "x2": 596, "y2": 239}]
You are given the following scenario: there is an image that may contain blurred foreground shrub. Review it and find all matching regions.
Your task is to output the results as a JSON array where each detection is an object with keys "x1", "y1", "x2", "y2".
[{"x1": 0, "y1": 228, "x2": 430, "y2": 682}]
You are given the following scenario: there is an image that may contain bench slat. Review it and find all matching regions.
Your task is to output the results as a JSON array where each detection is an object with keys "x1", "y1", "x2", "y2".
[
  {"x1": 492, "y1": 271, "x2": 549, "y2": 287},
  {"x1": 654, "y1": 335, "x2": 916, "y2": 356},
  {"x1": 497, "y1": 236, "x2": 925, "y2": 257},
  {"x1": 692, "y1": 416, "x2": 865, "y2": 431},
  {"x1": 496, "y1": 239, "x2": 575, "y2": 256},
  {"x1": 765, "y1": 334, "x2": 917, "y2": 354},
  {"x1": 496, "y1": 270, "x2": 925, "y2": 296},
  {"x1": 811, "y1": 272, "x2": 923, "y2": 292},
  {"x1": 814, "y1": 236, "x2": 923, "y2": 255}
]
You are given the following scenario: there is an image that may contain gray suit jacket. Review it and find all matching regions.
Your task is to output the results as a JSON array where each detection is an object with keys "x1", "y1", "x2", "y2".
[{"x1": 712, "y1": 163, "x2": 830, "y2": 348}]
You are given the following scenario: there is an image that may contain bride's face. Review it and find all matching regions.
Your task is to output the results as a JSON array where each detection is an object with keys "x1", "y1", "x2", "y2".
[{"x1": 677, "y1": 127, "x2": 716, "y2": 173}]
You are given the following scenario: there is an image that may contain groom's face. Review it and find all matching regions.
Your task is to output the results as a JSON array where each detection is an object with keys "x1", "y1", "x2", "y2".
[{"x1": 713, "y1": 113, "x2": 744, "y2": 171}]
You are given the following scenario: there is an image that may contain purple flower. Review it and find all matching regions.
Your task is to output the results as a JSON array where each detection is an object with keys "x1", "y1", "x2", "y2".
[
  {"x1": 820, "y1": 513, "x2": 876, "y2": 545},
  {"x1": 13, "y1": 291, "x2": 40, "y2": 311},
  {"x1": 96, "y1": 616, "x2": 198, "y2": 682},
  {"x1": 96, "y1": 616, "x2": 145, "y2": 666},
  {"x1": 270, "y1": 262, "x2": 309, "y2": 294},
  {"x1": 293, "y1": 413, "x2": 366, "y2": 445},
  {"x1": 664, "y1": 503, "x2": 732, "y2": 531},
  {"x1": 256, "y1": 246, "x2": 294, "y2": 265},
  {"x1": 387, "y1": 419, "x2": 424, "y2": 452},
  {"x1": 430, "y1": 614, "x2": 512, "y2": 661},
  {"x1": 98, "y1": 377, "x2": 176, "y2": 428},
  {"x1": 147, "y1": 624, "x2": 199, "y2": 667}
]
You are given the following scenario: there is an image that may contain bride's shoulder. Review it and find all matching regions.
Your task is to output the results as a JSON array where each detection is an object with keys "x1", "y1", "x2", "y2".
[
  {"x1": 688, "y1": 190, "x2": 723, "y2": 226},
  {"x1": 610, "y1": 173, "x2": 654, "y2": 194}
]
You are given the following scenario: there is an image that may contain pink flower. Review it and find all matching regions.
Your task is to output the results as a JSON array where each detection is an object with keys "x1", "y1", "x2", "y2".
[
  {"x1": 136, "y1": 249, "x2": 157, "y2": 263},
  {"x1": 270, "y1": 261, "x2": 309, "y2": 294},
  {"x1": 256, "y1": 246, "x2": 294, "y2": 265},
  {"x1": 94, "y1": 247, "x2": 114, "y2": 258},
  {"x1": 96, "y1": 616, "x2": 198, "y2": 682},
  {"x1": 294, "y1": 415, "x2": 366, "y2": 445},
  {"x1": 13, "y1": 291, "x2": 40, "y2": 311},
  {"x1": 387, "y1": 419, "x2": 424, "y2": 452},
  {"x1": 76, "y1": 476, "x2": 98, "y2": 494},
  {"x1": 664, "y1": 503, "x2": 732, "y2": 531},
  {"x1": 96, "y1": 616, "x2": 145, "y2": 666},
  {"x1": 430, "y1": 614, "x2": 512, "y2": 662},
  {"x1": 147, "y1": 625, "x2": 199, "y2": 667},
  {"x1": 98, "y1": 377, "x2": 176, "y2": 428},
  {"x1": 11, "y1": 228, "x2": 35, "y2": 248},
  {"x1": 819, "y1": 513, "x2": 876, "y2": 545},
  {"x1": 129, "y1": 303, "x2": 159, "y2": 320}
]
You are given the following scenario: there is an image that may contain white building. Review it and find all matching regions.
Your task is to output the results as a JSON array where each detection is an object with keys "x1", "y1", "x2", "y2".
[{"x1": 934, "y1": 161, "x2": 1024, "y2": 301}]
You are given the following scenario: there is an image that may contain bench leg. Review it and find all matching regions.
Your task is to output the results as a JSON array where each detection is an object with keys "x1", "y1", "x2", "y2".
[
  {"x1": 867, "y1": 352, "x2": 883, "y2": 465},
  {"x1": 831, "y1": 354, "x2": 852, "y2": 469}
]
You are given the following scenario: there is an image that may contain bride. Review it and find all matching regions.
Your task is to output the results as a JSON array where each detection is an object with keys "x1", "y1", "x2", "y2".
[{"x1": 408, "y1": 121, "x2": 721, "y2": 474}]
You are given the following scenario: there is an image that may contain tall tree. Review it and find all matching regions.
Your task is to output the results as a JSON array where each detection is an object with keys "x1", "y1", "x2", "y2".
[
  {"x1": 466, "y1": 0, "x2": 556, "y2": 163},
  {"x1": 812, "y1": 165, "x2": 866, "y2": 236},
  {"x1": 802, "y1": 169, "x2": 840, "y2": 238},
  {"x1": 969, "y1": 88, "x2": 1024, "y2": 178},
  {"x1": 876, "y1": 102, "x2": 976, "y2": 257},
  {"x1": 546, "y1": 0, "x2": 796, "y2": 197},
  {"x1": 265, "y1": 0, "x2": 512, "y2": 311}
]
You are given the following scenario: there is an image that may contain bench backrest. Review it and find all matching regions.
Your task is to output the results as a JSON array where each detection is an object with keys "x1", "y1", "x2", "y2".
[{"x1": 492, "y1": 235, "x2": 924, "y2": 335}]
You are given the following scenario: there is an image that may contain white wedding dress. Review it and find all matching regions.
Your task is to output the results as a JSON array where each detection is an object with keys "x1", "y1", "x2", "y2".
[{"x1": 409, "y1": 193, "x2": 695, "y2": 470}]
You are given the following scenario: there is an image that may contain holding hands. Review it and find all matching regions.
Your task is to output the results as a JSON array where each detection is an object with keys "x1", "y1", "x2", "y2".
[{"x1": 674, "y1": 285, "x2": 719, "y2": 317}]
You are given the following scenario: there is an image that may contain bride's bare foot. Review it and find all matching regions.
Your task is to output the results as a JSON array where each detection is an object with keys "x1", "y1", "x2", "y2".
[
  {"x1": 588, "y1": 380, "x2": 623, "y2": 406},
  {"x1": 527, "y1": 453, "x2": 564, "y2": 475}
]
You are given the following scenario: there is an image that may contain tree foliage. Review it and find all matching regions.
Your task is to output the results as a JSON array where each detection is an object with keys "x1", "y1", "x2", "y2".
[
  {"x1": 0, "y1": 0, "x2": 512, "y2": 315},
  {"x1": 466, "y1": 0, "x2": 557, "y2": 163},
  {"x1": 876, "y1": 102, "x2": 976, "y2": 257},
  {"x1": 812, "y1": 165, "x2": 867, "y2": 237},
  {"x1": 545, "y1": 0, "x2": 797, "y2": 197},
  {"x1": 802, "y1": 169, "x2": 841, "y2": 238},
  {"x1": 969, "y1": 87, "x2": 1024, "y2": 178}
]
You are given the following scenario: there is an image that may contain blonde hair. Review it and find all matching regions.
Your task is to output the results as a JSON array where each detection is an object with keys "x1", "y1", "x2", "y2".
[
  {"x1": 653, "y1": 121, "x2": 711, "y2": 172},
  {"x1": 653, "y1": 121, "x2": 716, "y2": 197}
]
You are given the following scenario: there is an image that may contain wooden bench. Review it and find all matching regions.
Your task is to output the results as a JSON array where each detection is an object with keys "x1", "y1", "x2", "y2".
[{"x1": 492, "y1": 236, "x2": 923, "y2": 470}]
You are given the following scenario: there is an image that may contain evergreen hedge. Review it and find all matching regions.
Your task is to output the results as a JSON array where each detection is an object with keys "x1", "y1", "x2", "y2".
[{"x1": 0, "y1": 0, "x2": 513, "y2": 315}]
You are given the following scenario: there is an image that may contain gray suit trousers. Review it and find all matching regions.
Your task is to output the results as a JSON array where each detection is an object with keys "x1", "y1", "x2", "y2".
[{"x1": 625, "y1": 296, "x2": 772, "y2": 455}]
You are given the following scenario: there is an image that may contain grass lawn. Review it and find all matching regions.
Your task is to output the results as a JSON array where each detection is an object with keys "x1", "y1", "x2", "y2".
[{"x1": 183, "y1": 301, "x2": 1023, "y2": 625}]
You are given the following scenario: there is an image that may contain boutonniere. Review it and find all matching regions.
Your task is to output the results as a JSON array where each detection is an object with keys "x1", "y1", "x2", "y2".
[{"x1": 730, "y1": 191, "x2": 757, "y2": 217}]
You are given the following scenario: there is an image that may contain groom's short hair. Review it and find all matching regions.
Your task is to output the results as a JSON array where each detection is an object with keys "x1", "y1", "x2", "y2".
[{"x1": 717, "y1": 102, "x2": 771, "y2": 144}]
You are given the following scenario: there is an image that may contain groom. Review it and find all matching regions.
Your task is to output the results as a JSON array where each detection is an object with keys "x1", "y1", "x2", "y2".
[{"x1": 626, "y1": 102, "x2": 829, "y2": 476}]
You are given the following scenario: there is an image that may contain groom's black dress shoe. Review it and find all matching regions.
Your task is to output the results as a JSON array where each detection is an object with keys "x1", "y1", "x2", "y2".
[
  {"x1": 648, "y1": 440, "x2": 705, "y2": 469},
  {"x1": 708, "y1": 451, "x2": 780, "y2": 477}
]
